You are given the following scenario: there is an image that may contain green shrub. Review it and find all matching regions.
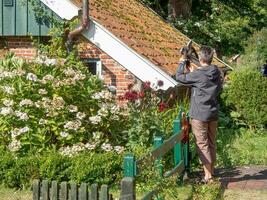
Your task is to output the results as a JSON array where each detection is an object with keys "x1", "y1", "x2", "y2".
[
  {"x1": 69, "y1": 151, "x2": 122, "y2": 185},
  {"x1": 39, "y1": 150, "x2": 71, "y2": 182},
  {"x1": 0, "y1": 53, "x2": 127, "y2": 154},
  {"x1": 0, "y1": 147, "x2": 123, "y2": 189},
  {"x1": 0, "y1": 147, "x2": 39, "y2": 188},
  {"x1": 222, "y1": 68, "x2": 267, "y2": 128}
]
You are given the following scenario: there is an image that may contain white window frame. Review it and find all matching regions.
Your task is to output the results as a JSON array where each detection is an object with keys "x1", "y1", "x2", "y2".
[{"x1": 83, "y1": 59, "x2": 103, "y2": 80}]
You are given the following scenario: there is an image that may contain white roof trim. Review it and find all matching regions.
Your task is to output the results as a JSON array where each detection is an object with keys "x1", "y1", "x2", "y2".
[
  {"x1": 41, "y1": 0, "x2": 79, "y2": 20},
  {"x1": 40, "y1": 0, "x2": 178, "y2": 90},
  {"x1": 83, "y1": 20, "x2": 177, "y2": 90}
]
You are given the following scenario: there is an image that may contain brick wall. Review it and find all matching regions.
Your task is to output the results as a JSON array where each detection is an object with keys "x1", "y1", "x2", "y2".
[
  {"x1": 77, "y1": 37, "x2": 137, "y2": 96},
  {"x1": 0, "y1": 36, "x2": 137, "y2": 97},
  {"x1": 0, "y1": 36, "x2": 38, "y2": 58}
]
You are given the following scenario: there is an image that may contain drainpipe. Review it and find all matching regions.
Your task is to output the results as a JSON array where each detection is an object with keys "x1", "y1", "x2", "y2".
[{"x1": 66, "y1": 0, "x2": 89, "y2": 53}]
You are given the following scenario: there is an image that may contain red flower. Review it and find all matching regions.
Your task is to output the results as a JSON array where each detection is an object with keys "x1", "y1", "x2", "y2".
[
  {"x1": 157, "y1": 80, "x2": 164, "y2": 87},
  {"x1": 143, "y1": 81, "x2": 151, "y2": 90},
  {"x1": 124, "y1": 91, "x2": 139, "y2": 101},
  {"x1": 158, "y1": 102, "x2": 167, "y2": 112}
]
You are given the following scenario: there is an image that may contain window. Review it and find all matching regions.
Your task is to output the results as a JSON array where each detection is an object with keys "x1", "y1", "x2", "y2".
[{"x1": 83, "y1": 59, "x2": 102, "y2": 79}]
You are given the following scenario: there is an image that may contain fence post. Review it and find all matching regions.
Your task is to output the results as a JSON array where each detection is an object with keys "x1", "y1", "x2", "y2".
[
  {"x1": 51, "y1": 181, "x2": 58, "y2": 200},
  {"x1": 123, "y1": 153, "x2": 136, "y2": 177},
  {"x1": 41, "y1": 180, "x2": 49, "y2": 200},
  {"x1": 173, "y1": 116, "x2": 182, "y2": 166},
  {"x1": 120, "y1": 177, "x2": 136, "y2": 200},
  {"x1": 79, "y1": 183, "x2": 88, "y2": 200},
  {"x1": 154, "y1": 136, "x2": 163, "y2": 177},
  {"x1": 121, "y1": 154, "x2": 136, "y2": 200},
  {"x1": 33, "y1": 180, "x2": 40, "y2": 200}
]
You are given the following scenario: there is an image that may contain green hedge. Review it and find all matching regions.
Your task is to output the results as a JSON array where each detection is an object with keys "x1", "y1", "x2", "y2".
[
  {"x1": 0, "y1": 147, "x2": 122, "y2": 189},
  {"x1": 222, "y1": 68, "x2": 267, "y2": 129}
]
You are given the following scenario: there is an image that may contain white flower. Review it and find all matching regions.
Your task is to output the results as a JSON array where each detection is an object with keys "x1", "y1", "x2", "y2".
[
  {"x1": 68, "y1": 105, "x2": 78, "y2": 113},
  {"x1": 63, "y1": 68, "x2": 76, "y2": 77},
  {"x1": 98, "y1": 107, "x2": 109, "y2": 117},
  {"x1": 89, "y1": 115, "x2": 101, "y2": 125},
  {"x1": 26, "y1": 73, "x2": 38, "y2": 82},
  {"x1": 19, "y1": 99, "x2": 33, "y2": 107},
  {"x1": 15, "y1": 111, "x2": 29, "y2": 121},
  {"x1": 85, "y1": 143, "x2": 97, "y2": 150},
  {"x1": 64, "y1": 120, "x2": 82, "y2": 131},
  {"x1": 42, "y1": 74, "x2": 54, "y2": 81},
  {"x1": 114, "y1": 146, "x2": 125, "y2": 154},
  {"x1": 76, "y1": 112, "x2": 86, "y2": 120},
  {"x1": 101, "y1": 143, "x2": 113, "y2": 152},
  {"x1": 3, "y1": 99, "x2": 14, "y2": 107},
  {"x1": 111, "y1": 115, "x2": 120, "y2": 121},
  {"x1": 59, "y1": 143, "x2": 85, "y2": 157},
  {"x1": 11, "y1": 128, "x2": 20, "y2": 138},
  {"x1": 38, "y1": 119, "x2": 47, "y2": 125},
  {"x1": 0, "y1": 71, "x2": 16, "y2": 79},
  {"x1": 8, "y1": 139, "x2": 21, "y2": 152},
  {"x1": 38, "y1": 89, "x2": 48, "y2": 95},
  {"x1": 60, "y1": 131, "x2": 69, "y2": 138},
  {"x1": 92, "y1": 92, "x2": 101, "y2": 100},
  {"x1": 19, "y1": 126, "x2": 30, "y2": 133},
  {"x1": 2, "y1": 86, "x2": 15, "y2": 94},
  {"x1": 110, "y1": 105, "x2": 120, "y2": 114},
  {"x1": 0, "y1": 107, "x2": 13, "y2": 116},
  {"x1": 52, "y1": 96, "x2": 65, "y2": 109},
  {"x1": 44, "y1": 58, "x2": 57, "y2": 66},
  {"x1": 42, "y1": 97, "x2": 51, "y2": 108},
  {"x1": 73, "y1": 72, "x2": 86, "y2": 81},
  {"x1": 35, "y1": 101, "x2": 42, "y2": 108}
]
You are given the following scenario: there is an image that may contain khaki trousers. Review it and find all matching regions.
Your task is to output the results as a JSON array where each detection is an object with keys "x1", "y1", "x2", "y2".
[{"x1": 191, "y1": 119, "x2": 218, "y2": 165}]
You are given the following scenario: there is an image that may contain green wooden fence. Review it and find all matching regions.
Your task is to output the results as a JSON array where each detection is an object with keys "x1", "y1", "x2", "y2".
[
  {"x1": 120, "y1": 108, "x2": 194, "y2": 200},
  {"x1": 32, "y1": 180, "x2": 113, "y2": 200}
]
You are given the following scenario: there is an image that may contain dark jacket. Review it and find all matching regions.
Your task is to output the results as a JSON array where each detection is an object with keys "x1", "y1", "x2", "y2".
[{"x1": 176, "y1": 61, "x2": 222, "y2": 122}]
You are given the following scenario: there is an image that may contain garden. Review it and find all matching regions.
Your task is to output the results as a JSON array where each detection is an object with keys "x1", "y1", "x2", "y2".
[{"x1": 0, "y1": 1, "x2": 267, "y2": 199}]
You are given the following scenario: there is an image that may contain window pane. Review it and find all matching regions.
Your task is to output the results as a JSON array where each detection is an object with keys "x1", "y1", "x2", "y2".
[{"x1": 87, "y1": 62, "x2": 97, "y2": 75}]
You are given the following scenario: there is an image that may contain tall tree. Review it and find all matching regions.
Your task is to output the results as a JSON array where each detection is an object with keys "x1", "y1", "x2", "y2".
[{"x1": 168, "y1": 0, "x2": 192, "y2": 19}]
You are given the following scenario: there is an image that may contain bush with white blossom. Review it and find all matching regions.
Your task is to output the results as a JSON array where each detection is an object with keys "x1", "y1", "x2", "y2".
[{"x1": 0, "y1": 53, "x2": 126, "y2": 155}]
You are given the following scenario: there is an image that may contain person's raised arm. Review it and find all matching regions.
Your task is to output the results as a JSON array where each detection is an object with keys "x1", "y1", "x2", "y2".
[{"x1": 176, "y1": 60, "x2": 199, "y2": 86}]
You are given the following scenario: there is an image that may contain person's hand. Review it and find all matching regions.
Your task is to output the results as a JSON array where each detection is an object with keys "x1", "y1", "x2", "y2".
[{"x1": 180, "y1": 46, "x2": 189, "y2": 61}]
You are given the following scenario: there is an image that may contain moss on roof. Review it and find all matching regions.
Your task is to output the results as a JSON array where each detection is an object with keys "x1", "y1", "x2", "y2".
[{"x1": 72, "y1": 0, "x2": 226, "y2": 75}]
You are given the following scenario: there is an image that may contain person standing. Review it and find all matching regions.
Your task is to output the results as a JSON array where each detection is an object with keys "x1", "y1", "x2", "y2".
[{"x1": 175, "y1": 45, "x2": 222, "y2": 183}]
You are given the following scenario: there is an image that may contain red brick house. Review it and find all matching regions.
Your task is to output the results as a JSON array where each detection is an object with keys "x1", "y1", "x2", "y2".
[{"x1": 0, "y1": 0, "x2": 230, "y2": 96}]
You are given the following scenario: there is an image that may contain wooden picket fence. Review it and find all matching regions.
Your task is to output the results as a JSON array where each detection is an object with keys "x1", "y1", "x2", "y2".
[
  {"x1": 32, "y1": 108, "x2": 194, "y2": 200},
  {"x1": 120, "y1": 108, "x2": 194, "y2": 200},
  {"x1": 32, "y1": 180, "x2": 113, "y2": 200}
]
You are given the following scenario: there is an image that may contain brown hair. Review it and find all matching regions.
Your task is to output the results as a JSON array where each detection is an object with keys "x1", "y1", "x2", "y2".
[{"x1": 199, "y1": 45, "x2": 214, "y2": 64}]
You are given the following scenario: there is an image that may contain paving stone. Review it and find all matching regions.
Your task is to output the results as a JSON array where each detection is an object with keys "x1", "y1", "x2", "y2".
[
  {"x1": 245, "y1": 180, "x2": 266, "y2": 190},
  {"x1": 227, "y1": 181, "x2": 247, "y2": 189}
]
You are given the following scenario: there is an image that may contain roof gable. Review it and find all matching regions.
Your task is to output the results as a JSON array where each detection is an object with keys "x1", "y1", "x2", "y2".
[{"x1": 72, "y1": 0, "x2": 227, "y2": 75}]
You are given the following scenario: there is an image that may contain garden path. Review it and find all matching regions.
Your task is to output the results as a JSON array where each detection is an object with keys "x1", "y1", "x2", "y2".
[{"x1": 217, "y1": 166, "x2": 267, "y2": 200}]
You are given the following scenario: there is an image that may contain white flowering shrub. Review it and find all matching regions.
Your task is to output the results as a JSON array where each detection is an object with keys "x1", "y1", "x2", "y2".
[{"x1": 0, "y1": 53, "x2": 126, "y2": 154}]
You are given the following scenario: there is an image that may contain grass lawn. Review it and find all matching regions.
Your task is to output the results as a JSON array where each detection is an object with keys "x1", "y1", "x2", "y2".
[
  {"x1": 0, "y1": 187, "x2": 31, "y2": 200},
  {"x1": 224, "y1": 189, "x2": 267, "y2": 200}
]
